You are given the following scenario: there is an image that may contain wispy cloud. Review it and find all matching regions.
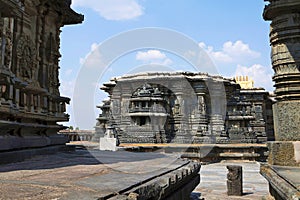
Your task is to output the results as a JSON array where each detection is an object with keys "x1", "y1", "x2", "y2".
[
  {"x1": 199, "y1": 40, "x2": 273, "y2": 91},
  {"x1": 235, "y1": 64, "x2": 273, "y2": 91},
  {"x1": 72, "y1": 0, "x2": 144, "y2": 21},
  {"x1": 199, "y1": 40, "x2": 260, "y2": 64},
  {"x1": 136, "y1": 50, "x2": 173, "y2": 65}
]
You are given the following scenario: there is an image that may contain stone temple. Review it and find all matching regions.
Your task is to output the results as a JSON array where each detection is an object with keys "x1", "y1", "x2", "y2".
[
  {"x1": 0, "y1": 0, "x2": 83, "y2": 151},
  {"x1": 96, "y1": 72, "x2": 274, "y2": 144}
]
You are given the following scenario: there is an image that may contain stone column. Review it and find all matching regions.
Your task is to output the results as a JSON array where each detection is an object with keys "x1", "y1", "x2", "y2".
[
  {"x1": 209, "y1": 80, "x2": 227, "y2": 143},
  {"x1": 261, "y1": 2, "x2": 300, "y2": 199},
  {"x1": 263, "y1": 0, "x2": 300, "y2": 166},
  {"x1": 264, "y1": 0, "x2": 300, "y2": 141}
]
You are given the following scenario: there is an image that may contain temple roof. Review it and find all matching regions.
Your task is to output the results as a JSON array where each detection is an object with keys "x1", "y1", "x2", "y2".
[{"x1": 43, "y1": 0, "x2": 84, "y2": 25}]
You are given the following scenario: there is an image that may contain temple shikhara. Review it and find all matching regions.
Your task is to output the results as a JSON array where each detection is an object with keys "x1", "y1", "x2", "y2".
[
  {"x1": 96, "y1": 72, "x2": 274, "y2": 144},
  {"x1": 0, "y1": 0, "x2": 83, "y2": 151}
]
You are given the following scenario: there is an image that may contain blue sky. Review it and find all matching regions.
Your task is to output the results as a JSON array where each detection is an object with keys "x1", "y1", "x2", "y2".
[{"x1": 59, "y1": 0, "x2": 273, "y2": 129}]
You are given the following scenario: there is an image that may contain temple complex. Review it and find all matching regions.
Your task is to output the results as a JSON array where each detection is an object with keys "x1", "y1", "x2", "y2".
[
  {"x1": 261, "y1": 0, "x2": 300, "y2": 199},
  {"x1": 0, "y1": 0, "x2": 83, "y2": 151},
  {"x1": 96, "y1": 72, "x2": 274, "y2": 144}
]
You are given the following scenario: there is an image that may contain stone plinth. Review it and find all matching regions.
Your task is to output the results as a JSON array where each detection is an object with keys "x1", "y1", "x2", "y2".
[
  {"x1": 267, "y1": 141, "x2": 300, "y2": 166},
  {"x1": 273, "y1": 101, "x2": 300, "y2": 141},
  {"x1": 100, "y1": 138, "x2": 118, "y2": 151},
  {"x1": 227, "y1": 165, "x2": 243, "y2": 196}
]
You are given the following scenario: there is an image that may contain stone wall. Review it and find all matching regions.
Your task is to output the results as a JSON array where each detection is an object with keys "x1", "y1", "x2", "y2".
[{"x1": 0, "y1": 0, "x2": 83, "y2": 151}]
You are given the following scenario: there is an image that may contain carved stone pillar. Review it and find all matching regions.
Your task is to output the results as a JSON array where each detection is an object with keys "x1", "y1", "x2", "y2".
[
  {"x1": 264, "y1": 0, "x2": 300, "y2": 141},
  {"x1": 261, "y1": 2, "x2": 300, "y2": 199}
]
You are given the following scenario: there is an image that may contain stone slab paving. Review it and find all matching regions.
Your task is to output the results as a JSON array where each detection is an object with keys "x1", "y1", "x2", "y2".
[
  {"x1": 192, "y1": 161, "x2": 270, "y2": 200},
  {"x1": 0, "y1": 149, "x2": 186, "y2": 200}
]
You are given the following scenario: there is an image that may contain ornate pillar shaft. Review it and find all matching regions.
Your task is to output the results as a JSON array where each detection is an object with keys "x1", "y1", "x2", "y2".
[{"x1": 264, "y1": 0, "x2": 300, "y2": 141}]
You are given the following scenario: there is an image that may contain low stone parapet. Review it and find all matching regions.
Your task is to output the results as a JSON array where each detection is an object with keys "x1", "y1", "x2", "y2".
[
  {"x1": 109, "y1": 162, "x2": 201, "y2": 200},
  {"x1": 260, "y1": 163, "x2": 300, "y2": 200}
]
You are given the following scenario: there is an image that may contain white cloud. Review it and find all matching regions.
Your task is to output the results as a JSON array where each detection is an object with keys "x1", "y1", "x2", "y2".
[
  {"x1": 199, "y1": 41, "x2": 273, "y2": 91},
  {"x1": 60, "y1": 80, "x2": 75, "y2": 98},
  {"x1": 65, "y1": 69, "x2": 73, "y2": 76},
  {"x1": 72, "y1": 0, "x2": 144, "y2": 21},
  {"x1": 235, "y1": 64, "x2": 273, "y2": 91},
  {"x1": 199, "y1": 40, "x2": 260, "y2": 64},
  {"x1": 161, "y1": 58, "x2": 173, "y2": 66},
  {"x1": 136, "y1": 50, "x2": 166, "y2": 61},
  {"x1": 79, "y1": 43, "x2": 108, "y2": 69},
  {"x1": 136, "y1": 50, "x2": 173, "y2": 65}
]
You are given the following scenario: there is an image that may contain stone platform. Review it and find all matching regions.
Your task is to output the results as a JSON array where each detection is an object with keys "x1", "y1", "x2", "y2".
[
  {"x1": 0, "y1": 148, "x2": 200, "y2": 200},
  {"x1": 193, "y1": 161, "x2": 270, "y2": 200},
  {"x1": 120, "y1": 143, "x2": 268, "y2": 163}
]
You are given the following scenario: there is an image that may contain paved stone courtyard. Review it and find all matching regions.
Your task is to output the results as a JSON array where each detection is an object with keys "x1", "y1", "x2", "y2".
[
  {"x1": 192, "y1": 161, "x2": 270, "y2": 200},
  {"x1": 0, "y1": 146, "x2": 272, "y2": 200},
  {"x1": 0, "y1": 149, "x2": 197, "y2": 200}
]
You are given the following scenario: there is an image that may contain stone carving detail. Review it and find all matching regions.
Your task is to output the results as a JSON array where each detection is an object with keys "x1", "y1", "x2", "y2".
[
  {"x1": 198, "y1": 95, "x2": 206, "y2": 115},
  {"x1": 227, "y1": 165, "x2": 243, "y2": 196},
  {"x1": 3, "y1": 29, "x2": 13, "y2": 69},
  {"x1": 16, "y1": 35, "x2": 37, "y2": 81},
  {"x1": 0, "y1": 18, "x2": 14, "y2": 69},
  {"x1": 0, "y1": 0, "x2": 83, "y2": 151},
  {"x1": 45, "y1": 33, "x2": 56, "y2": 63},
  {"x1": 273, "y1": 64, "x2": 299, "y2": 75}
]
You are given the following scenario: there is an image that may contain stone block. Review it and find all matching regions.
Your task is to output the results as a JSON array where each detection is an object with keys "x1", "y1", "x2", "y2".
[
  {"x1": 227, "y1": 165, "x2": 243, "y2": 196},
  {"x1": 267, "y1": 141, "x2": 300, "y2": 166},
  {"x1": 273, "y1": 101, "x2": 300, "y2": 141},
  {"x1": 100, "y1": 138, "x2": 118, "y2": 151}
]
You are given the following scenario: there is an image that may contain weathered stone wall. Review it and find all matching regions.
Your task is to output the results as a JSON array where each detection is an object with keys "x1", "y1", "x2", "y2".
[{"x1": 0, "y1": 0, "x2": 83, "y2": 151}]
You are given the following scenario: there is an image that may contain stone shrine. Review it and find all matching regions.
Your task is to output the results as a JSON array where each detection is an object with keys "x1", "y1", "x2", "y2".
[
  {"x1": 96, "y1": 72, "x2": 274, "y2": 144},
  {"x1": 0, "y1": 0, "x2": 83, "y2": 151}
]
